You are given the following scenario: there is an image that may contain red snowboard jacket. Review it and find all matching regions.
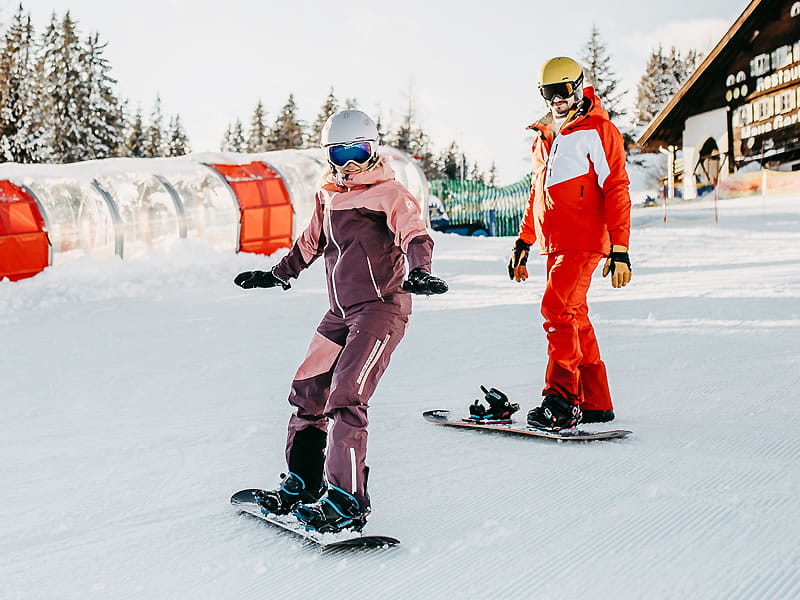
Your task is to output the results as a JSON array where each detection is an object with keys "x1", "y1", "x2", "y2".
[{"x1": 520, "y1": 87, "x2": 631, "y2": 255}]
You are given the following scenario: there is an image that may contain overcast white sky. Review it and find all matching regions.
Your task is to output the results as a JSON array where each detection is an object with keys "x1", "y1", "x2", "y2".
[{"x1": 3, "y1": 0, "x2": 751, "y2": 184}]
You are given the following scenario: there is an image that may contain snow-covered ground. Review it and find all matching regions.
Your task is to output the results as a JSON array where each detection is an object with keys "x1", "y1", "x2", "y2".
[{"x1": 2, "y1": 193, "x2": 799, "y2": 600}]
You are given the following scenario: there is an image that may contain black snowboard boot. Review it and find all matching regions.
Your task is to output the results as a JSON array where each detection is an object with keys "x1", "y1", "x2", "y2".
[
  {"x1": 581, "y1": 409, "x2": 615, "y2": 424},
  {"x1": 469, "y1": 386, "x2": 520, "y2": 421},
  {"x1": 527, "y1": 394, "x2": 582, "y2": 430},
  {"x1": 255, "y1": 472, "x2": 326, "y2": 516},
  {"x1": 293, "y1": 484, "x2": 371, "y2": 533}
]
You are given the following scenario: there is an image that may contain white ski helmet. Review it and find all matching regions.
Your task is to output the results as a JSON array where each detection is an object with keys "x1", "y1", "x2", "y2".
[
  {"x1": 320, "y1": 109, "x2": 379, "y2": 147},
  {"x1": 320, "y1": 109, "x2": 380, "y2": 169}
]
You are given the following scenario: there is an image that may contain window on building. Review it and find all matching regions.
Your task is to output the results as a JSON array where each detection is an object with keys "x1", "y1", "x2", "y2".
[
  {"x1": 733, "y1": 105, "x2": 753, "y2": 127},
  {"x1": 750, "y1": 53, "x2": 771, "y2": 77},
  {"x1": 771, "y1": 45, "x2": 793, "y2": 70},
  {"x1": 791, "y1": 2, "x2": 800, "y2": 18},
  {"x1": 754, "y1": 97, "x2": 774, "y2": 120},
  {"x1": 775, "y1": 90, "x2": 797, "y2": 114}
]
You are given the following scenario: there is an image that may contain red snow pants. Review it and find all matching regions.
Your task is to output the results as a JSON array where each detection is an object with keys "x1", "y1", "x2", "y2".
[{"x1": 540, "y1": 250, "x2": 613, "y2": 411}]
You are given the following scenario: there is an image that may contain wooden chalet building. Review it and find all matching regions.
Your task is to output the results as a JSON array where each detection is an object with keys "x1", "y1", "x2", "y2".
[{"x1": 638, "y1": 0, "x2": 800, "y2": 199}]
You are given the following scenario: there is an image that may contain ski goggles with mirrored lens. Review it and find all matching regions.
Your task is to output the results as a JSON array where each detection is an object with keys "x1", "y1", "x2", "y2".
[
  {"x1": 539, "y1": 76, "x2": 583, "y2": 101},
  {"x1": 327, "y1": 141, "x2": 375, "y2": 167}
]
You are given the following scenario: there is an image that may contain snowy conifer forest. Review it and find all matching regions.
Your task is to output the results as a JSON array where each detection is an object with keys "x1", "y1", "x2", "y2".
[
  {"x1": 0, "y1": 6, "x2": 190, "y2": 163},
  {"x1": 0, "y1": 3, "x2": 696, "y2": 184}
]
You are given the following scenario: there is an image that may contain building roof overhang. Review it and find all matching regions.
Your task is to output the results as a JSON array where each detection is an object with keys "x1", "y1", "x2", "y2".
[{"x1": 637, "y1": 0, "x2": 773, "y2": 152}]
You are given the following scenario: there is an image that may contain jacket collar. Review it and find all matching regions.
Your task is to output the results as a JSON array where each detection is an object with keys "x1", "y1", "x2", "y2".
[
  {"x1": 326, "y1": 157, "x2": 396, "y2": 191},
  {"x1": 526, "y1": 86, "x2": 608, "y2": 138}
]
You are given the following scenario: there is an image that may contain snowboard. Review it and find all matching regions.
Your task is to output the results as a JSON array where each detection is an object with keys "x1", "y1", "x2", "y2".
[
  {"x1": 423, "y1": 409, "x2": 632, "y2": 441},
  {"x1": 230, "y1": 488, "x2": 399, "y2": 549}
]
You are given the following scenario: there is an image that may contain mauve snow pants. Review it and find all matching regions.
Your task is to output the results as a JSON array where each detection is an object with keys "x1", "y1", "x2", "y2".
[
  {"x1": 285, "y1": 302, "x2": 408, "y2": 505},
  {"x1": 540, "y1": 250, "x2": 613, "y2": 412}
]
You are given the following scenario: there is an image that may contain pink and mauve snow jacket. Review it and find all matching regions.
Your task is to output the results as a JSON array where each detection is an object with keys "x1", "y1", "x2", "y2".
[{"x1": 273, "y1": 159, "x2": 434, "y2": 317}]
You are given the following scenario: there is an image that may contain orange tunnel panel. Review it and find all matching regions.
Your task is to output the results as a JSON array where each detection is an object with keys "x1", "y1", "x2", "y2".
[
  {"x1": 207, "y1": 162, "x2": 293, "y2": 256},
  {"x1": 0, "y1": 180, "x2": 50, "y2": 281}
]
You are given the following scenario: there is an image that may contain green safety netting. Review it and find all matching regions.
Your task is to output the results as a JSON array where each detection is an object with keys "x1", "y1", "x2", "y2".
[{"x1": 429, "y1": 174, "x2": 531, "y2": 237}]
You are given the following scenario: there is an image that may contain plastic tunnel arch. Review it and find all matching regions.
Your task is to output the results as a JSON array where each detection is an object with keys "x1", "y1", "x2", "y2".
[
  {"x1": 206, "y1": 161, "x2": 293, "y2": 255},
  {"x1": 0, "y1": 180, "x2": 50, "y2": 281},
  {"x1": 0, "y1": 148, "x2": 428, "y2": 281}
]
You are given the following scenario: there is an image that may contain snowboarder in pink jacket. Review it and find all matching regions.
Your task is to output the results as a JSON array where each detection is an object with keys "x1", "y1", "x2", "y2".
[{"x1": 234, "y1": 109, "x2": 448, "y2": 532}]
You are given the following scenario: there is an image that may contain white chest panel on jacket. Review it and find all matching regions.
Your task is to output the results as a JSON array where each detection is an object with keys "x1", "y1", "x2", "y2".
[{"x1": 545, "y1": 128, "x2": 610, "y2": 190}]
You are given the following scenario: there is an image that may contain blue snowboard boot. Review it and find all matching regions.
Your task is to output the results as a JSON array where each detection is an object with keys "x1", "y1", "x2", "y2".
[
  {"x1": 293, "y1": 485, "x2": 370, "y2": 533},
  {"x1": 255, "y1": 472, "x2": 325, "y2": 516}
]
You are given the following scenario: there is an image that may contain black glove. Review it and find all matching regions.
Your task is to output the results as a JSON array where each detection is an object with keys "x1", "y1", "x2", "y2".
[
  {"x1": 402, "y1": 268, "x2": 448, "y2": 295},
  {"x1": 508, "y1": 238, "x2": 531, "y2": 281},
  {"x1": 234, "y1": 268, "x2": 291, "y2": 290}
]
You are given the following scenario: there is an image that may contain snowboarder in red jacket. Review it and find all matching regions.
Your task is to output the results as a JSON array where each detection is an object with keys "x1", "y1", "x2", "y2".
[{"x1": 508, "y1": 57, "x2": 632, "y2": 430}]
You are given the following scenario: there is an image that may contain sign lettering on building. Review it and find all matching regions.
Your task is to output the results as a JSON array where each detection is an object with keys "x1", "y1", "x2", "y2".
[{"x1": 726, "y1": 29, "x2": 800, "y2": 163}]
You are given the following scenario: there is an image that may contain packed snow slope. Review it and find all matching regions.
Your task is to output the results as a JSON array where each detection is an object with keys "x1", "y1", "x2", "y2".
[{"x1": 2, "y1": 193, "x2": 799, "y2": 600}]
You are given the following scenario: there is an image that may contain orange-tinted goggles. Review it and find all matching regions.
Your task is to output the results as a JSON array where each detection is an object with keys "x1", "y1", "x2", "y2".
[{"x1": 539, "y1": 81, "x2": 578, "y2": 101}]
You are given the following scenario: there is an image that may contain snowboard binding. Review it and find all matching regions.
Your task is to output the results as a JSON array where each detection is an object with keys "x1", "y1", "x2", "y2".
[{"x1": 467, "y1": 386, "x2": 520, "y2": 424}]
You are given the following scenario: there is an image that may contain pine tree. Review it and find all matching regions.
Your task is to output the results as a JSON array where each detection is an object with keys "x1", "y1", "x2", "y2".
[
  {"x1": 487, "y1": 162, "x2": 497, "y2": 186},
  {"x1": 684, "y1": 49, "x2": 700, "y2": 76},
  {"x1": 268, "y1": 94, "x2": 304, "y2": 150},
  {"x1": 469, "y1": 162, "x2": 484, "y2": 183},
  {"x1": 635, "y1": 45, "x2": 697, "y2": 126},
  {"x1": 0, "y1": 6, "x2": 46, "y2": 162},
  {"x1": 144, "y1": 94, "x2": 166, "y2": 157},
  {"x1": 220, "y1": 123, "x2": 232, "y2": 152},
  {"x1": 38, "y1": 11, "x2": 93, "y2": 163},
  {"x1": 81, "y1": 32, "x2": 125, "y2": 159},
  {"x1": 390, "y1": 109, "x2": 413, "y2": 155},
  {"x1": 669, "y1": 46, "x2": 688, "y2": 93},
  {"x1": 410, "y1": 127, "x2": 438, "y2": 179},
  {"x1": 580, "y1": 24, "x2": 625, "y2": 120},
  {"x1": 389, "y1": 97, "x2": 438, "y2": 179},
  {"x1": 375, "y1": 113, "x2": 387, "y2": 144},
  {"x1": 166, "y1": 114, "x2": 190, "y2": 156},
  {"x1": 125, "y1": 105, "x2": 147, "y2": 157},
  {"x1": 440, "y1": 142, "x2": 462, "y2": 180},
  {"x1": 635, "y1": 49, "x2": 658, "y2": 125},
  {"x1": 222, "y1": 118, "x2": 245, "y2": 152},
  {"x1": 246, "y1": 100, "x2": 268, "y2": 152},
  {"x1": 310, "y1": 87, "x2": 338, "y2": 146}
]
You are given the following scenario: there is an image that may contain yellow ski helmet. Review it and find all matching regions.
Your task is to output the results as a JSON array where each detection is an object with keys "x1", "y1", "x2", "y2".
[{"x1": 537, "y1": 57, "x2": 584, "y2": 102}]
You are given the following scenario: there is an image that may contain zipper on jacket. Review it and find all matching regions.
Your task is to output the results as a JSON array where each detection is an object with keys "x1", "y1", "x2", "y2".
[
  {"x1": 326, "y1": 192, "x2": 346, "y2": 318},
  {"x1": 364, "y1": 255, "x2": 384, "y2": 301},
  {"x1": 546, "y1": 140, "x2": 559, "y2": 185}
]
